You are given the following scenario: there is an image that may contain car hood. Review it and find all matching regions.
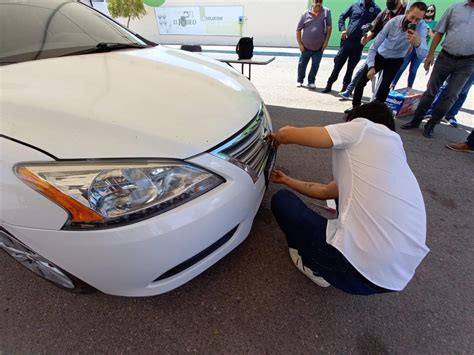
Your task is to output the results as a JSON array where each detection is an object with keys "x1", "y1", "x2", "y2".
[{"x1": 0, "y1": 46, "x2": 262, "y2": 159}]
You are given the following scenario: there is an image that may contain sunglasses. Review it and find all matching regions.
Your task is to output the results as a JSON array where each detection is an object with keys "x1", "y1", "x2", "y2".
[{"x1": 426, "y1": 9, "x2": 434, "y2": 13}]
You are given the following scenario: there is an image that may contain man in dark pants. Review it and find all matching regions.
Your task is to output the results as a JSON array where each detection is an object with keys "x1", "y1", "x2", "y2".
[
  {"x1": 321, "y1": 0, "x2": 380, "y2": 94},
  {"x1": 351, "y1": 2, "x2": 428, "y2": 109},
  {"x1": 340, "y1": 0, "x2": 407, "y2": 100},
  {"x1": 401, "y1": 0, "x2": 474, "y2": 138}
]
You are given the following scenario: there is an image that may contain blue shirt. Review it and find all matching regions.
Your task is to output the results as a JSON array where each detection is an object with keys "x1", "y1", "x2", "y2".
[
  {"x1": 367, "y1": 15, "x2": 428, "y2": 68},
  {"x1": 338, "y1": 0, "x2": 381, "y2": 41}
]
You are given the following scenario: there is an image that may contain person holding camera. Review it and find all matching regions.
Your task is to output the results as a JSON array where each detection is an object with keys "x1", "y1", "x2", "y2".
[
  {"x1": 391, "y1": 4, "x2": 437, "y2": 91},
  {"x1": 401, "y1": 0, "x2": 474, "y2": 138},
  {"x1": 270, "y1": 101, "x2": 429, "y2": 295},
  {"x1": 351, "y1": 2, "x2": 428, "y2": 110}
]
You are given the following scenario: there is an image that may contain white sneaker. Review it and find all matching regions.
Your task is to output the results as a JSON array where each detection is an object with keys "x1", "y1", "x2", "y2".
[
  {"x1": 297, "y1": 82, "x2": 303, "y2": 87},
  {"x1": 288, "y1": 248, "x2": 330, "y2": 288},
  {"x1": 308, "y1": 83, "x2": 316, "y2": 90}
]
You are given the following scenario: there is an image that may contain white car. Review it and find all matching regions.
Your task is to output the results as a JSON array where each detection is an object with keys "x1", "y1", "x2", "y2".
[{"x1": 0, "y1": 0, "x2": 274, "y2": 296}]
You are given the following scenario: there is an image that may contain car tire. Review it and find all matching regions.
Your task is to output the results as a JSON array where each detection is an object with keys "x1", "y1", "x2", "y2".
[{"x1": 0, "y1": 228, "x2": 96, "y2": 294}]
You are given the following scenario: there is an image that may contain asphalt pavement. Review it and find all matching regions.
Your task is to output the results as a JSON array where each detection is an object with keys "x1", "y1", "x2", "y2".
[{"x1": 1, "y1": 53, "x2": 473, "y2": 354}]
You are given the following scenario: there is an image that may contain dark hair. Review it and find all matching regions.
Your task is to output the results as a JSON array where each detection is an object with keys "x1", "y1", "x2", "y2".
[
  {"x1": 425, "y1": 4, "x2": 436, "y2": 19},
  {"x1": 346, "y1": 101, "x2": 396, "y2": 132},
  {"x1": 409, "y1": 1, "x2": 428, "y2": 12}
]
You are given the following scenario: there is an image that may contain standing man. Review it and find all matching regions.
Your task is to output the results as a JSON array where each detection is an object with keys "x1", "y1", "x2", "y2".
[
  {"x1": 321, "y1": 0, "x2": 381, "y2": 94},
  {"x1": 401, "y1": 0, "x2": 474, "y2": 138},
  {"x1": 351, "y1": 2, "x2": 428, "y2": 110},
  {"x1": 340, "y1": 0, "x2": 407, "y2": 100},
  {"x1": 296, "y1": 0, "x2": 332, "y2": 89}
]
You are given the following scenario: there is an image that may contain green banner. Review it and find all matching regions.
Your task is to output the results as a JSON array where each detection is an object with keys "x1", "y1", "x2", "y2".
[{"x1": 305, "y1": 0, "x2": 452, "y2": 49}]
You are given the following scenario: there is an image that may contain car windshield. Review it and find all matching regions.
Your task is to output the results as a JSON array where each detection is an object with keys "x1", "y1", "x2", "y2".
[{"x1": 0, "y1": 0, "x2": 150, "y2": 65}]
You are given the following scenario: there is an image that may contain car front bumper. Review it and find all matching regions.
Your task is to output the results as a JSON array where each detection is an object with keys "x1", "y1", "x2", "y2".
[{"x1": 1, "y1": 153, "x2": 268, "y2": 297}]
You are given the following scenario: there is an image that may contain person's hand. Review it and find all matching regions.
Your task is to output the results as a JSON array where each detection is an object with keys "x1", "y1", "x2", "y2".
[
  {"x1": 321, "y1": 42, "x2": 328, "y2": 52},
  {"x1": 424, "y1": 53, "x2": 434, "y2": 73},
  {"x1": 341, "y1": 30, "x2": 348, "y2": 41},
  {"x1": 268, "y1": 126, "x2": 293, "y2": 148},
  {"x1": 367, "y1": 67, "x2": 376, "y2": 80},
  {"x1": 360, "y1": 35, "x2": 369, "y2": 46},
  {"x1": 406, "y1": 29, "x2": 421, "y2": 48},
  {"x1": 270, "y1": 170, "x2": 289, "y2": 185},
  {"x1": 299, "y1": 44, "x2": 305, "y2": 53}
]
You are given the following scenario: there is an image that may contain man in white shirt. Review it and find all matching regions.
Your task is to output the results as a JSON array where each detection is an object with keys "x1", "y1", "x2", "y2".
[{"x1": 270, "y1": 101, "x2": 429, "y2": 295}]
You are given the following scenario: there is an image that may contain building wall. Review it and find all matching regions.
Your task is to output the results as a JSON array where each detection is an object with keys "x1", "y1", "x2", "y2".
[{"x1": 100, "y1": 0, "x2": 453, "y2": 49}]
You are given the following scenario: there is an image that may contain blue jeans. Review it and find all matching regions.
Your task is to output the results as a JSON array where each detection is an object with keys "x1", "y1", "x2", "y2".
[
  {"x1": 297, "y1": 48, "x2": 323, "y2": 85},
  {"x1": 391, "y1": 50, "x2": 424, "y2": 88},
  {"x1": 428, "y1": 73, "x2": 474, "y2": 120},
  {"x1": 271, "y1": 189, "x2": 392, "y2": 296}
]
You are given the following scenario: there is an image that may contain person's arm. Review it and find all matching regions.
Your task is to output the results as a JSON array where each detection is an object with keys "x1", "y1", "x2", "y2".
[
  {"x1": 339, "y1": 5, "x2": 352, "y2": 40},
  {"x1": 366, "y1": 16, "x2": 393, "y2": 69},
  {"x1": 412, "y1": 21, "x2": 428, "y2": 59},
  {"x1": 322, "y1": 10, "x2": 332, "y2": 51},
  {"x1": 423, "y1": 32, "x2": 443, "y2": 72},
  {"x1": 322, "y1": 26, "x2": 332, "y2": 51},
  {"x1": 423, "y1": 7, "x2": 451, "y2": 72},
  {"x1": 271, "y1": 171, "x2": 338, "y2": 200},
  {"x1": 370, "y1": 10, "x2": 384, "y2": 36},
  {"x1": 296, "y1": 14, "x2": 305, "y2": 52},
  {"x1": 296, "y1": 31, "x2": 304, "y2": 52},
  {"x1": 361, "y1": 30, "x2": 375, "y2": 45},
  {"x1": 270, "y1": 126, "x2": 333, "y2": 149}
]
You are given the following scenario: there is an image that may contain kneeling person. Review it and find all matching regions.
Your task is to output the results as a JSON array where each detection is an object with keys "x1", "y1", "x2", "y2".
[{"x1": 270, "y1": 101, "x2": 429, "y2": 295}]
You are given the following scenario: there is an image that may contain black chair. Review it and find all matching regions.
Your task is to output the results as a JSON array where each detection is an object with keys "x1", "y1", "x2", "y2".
[{"x1": 180, "y1": 44, "x2": 202, "y2": 52}]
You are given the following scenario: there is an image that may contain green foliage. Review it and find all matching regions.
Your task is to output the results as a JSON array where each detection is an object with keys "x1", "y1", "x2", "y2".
[{"x1": 107, "y1": 0, "x2": 147, "y2": 28}]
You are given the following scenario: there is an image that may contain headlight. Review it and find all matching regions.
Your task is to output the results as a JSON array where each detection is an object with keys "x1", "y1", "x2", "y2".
[{"x1": 15, "y1": 161, "x2": 224, "y2": 230}]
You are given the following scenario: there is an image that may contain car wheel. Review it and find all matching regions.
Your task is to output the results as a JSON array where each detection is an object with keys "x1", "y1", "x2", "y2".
[{"x1": 0, "y1": 229, "x2": 95, "y2": 294}]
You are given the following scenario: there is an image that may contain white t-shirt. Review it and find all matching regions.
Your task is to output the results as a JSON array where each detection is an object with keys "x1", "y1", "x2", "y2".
[{"x1": 325, "y1": 118, "x2": 429, "y2": 291}]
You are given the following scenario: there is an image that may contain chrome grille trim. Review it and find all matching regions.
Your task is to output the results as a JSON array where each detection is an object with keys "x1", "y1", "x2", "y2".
[{"x1": 210, "y1": 104, "x2": 272, "y2": 182}]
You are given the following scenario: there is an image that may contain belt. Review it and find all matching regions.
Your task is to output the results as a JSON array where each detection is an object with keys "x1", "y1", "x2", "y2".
[{"x1": 441, "y1": 50, "x2": 474, "y2": 60}]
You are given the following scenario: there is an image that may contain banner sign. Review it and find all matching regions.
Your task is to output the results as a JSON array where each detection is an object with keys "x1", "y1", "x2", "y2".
[{"x1": 156, "y1": 6, "x2": 243, "y2": 36}]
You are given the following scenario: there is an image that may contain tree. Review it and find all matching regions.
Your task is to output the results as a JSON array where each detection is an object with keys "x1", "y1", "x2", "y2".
[{"x1": 107, "y1": 0, "x2": 147, "y2": 28}]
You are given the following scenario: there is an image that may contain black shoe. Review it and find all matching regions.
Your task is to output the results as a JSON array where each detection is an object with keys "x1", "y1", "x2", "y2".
[
  {"x1": 423, "y1": 122, "x2": 435, "y2": 138},
  {"x1": 321, "y1": 86, "x2": 332, "y2": 93},
  {"x1": 400, "y1": 120, "x2": 421, "y2": 130},
  {"x1": 344, "y1": 107, "x2": 353, "y2": 115}
]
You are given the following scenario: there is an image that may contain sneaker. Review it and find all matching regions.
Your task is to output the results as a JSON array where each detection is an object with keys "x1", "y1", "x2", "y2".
[
  {"x1": 308, "y1": 83, "x2": 316, "y2": 90},
  {"x1": 321, "y1": 86, "x2": 332, "y2": 93},
  {"x1": 339, "y1": 90, "x2": 352, "y2": 100},
  {"x1": 446, "y1": 142, "x2": 474, "y2": 153},
  {"x1": 344, "y1": 107, "x2": 353, "y2": 115},
  {"x1": 288, "y1": 248, "x2": 330, "y2": 288},
  {"x1": 297, "y1": 82, "x2": 303, "y2": 87},
  {"x1": 448, "y1": 118, "x2": 458, "y2": 127}
]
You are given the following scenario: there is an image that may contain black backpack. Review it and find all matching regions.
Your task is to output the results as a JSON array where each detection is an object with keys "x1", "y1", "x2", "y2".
[{"x1": 236, "y1": 37, "x2": 254, "y2": 60}]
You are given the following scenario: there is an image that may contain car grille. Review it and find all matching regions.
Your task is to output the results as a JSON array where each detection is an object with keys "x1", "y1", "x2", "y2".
[{"x1": 210, "y1": 105, "x2": 272, "y2": 182}]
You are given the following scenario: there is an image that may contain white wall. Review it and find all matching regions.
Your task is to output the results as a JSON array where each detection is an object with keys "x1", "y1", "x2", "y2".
[{"x1": 118, "y1": 0, "x2": 310, "y2": 48}]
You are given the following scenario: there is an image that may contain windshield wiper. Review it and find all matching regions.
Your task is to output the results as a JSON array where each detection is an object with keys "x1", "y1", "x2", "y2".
[{"x1": 61, "y1": 42, "x2": 149, "y2": 57}]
